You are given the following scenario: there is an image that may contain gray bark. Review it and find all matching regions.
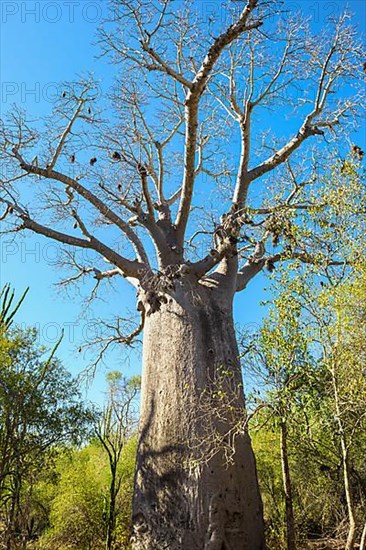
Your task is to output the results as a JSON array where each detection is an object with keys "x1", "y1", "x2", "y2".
[{"x1": 131, "y1": 279, "x2": 265, "y2": 549}]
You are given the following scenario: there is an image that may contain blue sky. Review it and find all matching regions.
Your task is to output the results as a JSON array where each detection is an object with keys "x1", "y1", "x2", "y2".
[{"x1": 0, "y1": 0, "x2": 365, "y2": 406}]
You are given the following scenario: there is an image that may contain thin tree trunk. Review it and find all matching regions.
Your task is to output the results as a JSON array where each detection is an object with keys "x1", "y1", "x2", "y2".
[
  {"x1": 5, "y1": 474, "x2": 21, "y2": 550},
  {"x1": 279, "y1": 419, "x2": 296, "y2": 550},
  {"x1": 106, "y1": 464, "x2": 117, "y2": 550},
  {"x1": 359, "y1": 519, "x2": 366, "y2": 550},
  {"x1": 131, "y1": 281, "x2": 265, "y2": 550},
  {"x1": 341, "y1": 441, "x2": 356, "y2": 550},
  {"x1": 331, "y1": 363, "x2": 356, "y2": 550}
]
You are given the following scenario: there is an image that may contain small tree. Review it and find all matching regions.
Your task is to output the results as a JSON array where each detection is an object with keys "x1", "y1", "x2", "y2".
[
  {"x1": 247, "y1": 276, "x2": 312, "y2": 550},
  {"x1": 0, "y1": 288, "x2": 95, "y2": 549},
  {"x1": 250, "y1": 259, "x2": 366, "y2": 549},
  {"x1": 96, "y1": 372, "x2": 140, "y2": 550},
  {"x1": 40, "y1": 436, "x2": 138, "y2": 549},
  {"x1": 41, "y1": 444, "x2": 108, "y2": 550},
  {"x1": 307, "y1": 272, "x2": 366, "y2": 550}
]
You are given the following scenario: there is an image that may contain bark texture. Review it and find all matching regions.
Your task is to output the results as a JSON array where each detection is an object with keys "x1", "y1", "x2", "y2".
[{"x1": 132, "y1": 279, "x2": 265, "y2": 549}]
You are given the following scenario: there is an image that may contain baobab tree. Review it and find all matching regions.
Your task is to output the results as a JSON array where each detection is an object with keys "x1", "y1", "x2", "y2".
[{"x1": 0, "y1": 1, "x2": 364, "y2": 548}]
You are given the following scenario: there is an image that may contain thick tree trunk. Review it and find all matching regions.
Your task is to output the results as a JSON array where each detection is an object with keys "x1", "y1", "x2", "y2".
[
  {"x1": 131, "y1": 281, "x2": 265, "y2": 549},
  {"x1": 279, "y1": 420, "x2": 296, "y2": 550}
]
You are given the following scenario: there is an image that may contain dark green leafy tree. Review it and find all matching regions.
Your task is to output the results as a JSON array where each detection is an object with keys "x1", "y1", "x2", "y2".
[{"x1": 0, "y1": 287, "x2": 95, "y2": 548}]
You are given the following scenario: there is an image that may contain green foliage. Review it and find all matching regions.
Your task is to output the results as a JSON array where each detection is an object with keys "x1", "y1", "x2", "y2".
[
  {"x1": 249, "y1": 262, "x2": 366, "y2": 549},
  {"x1": 0, "y1": 326, "x2": 95, "y2": 547},
  {"x1": 0, "y1": 327, "x2": 94, "y2": 471},
  {"x1": 40, "y1": 444, "x2": 107, "y2": 549},
  {"x1": 0, "y1": 283, "x2": 29, "y2": 330},
  {"x1": 251, "y1": 424, "x2": 285, "y2": 547},
  {"x1": 38, "y1": 373, "x2": 139, "y2": 550},
  {"x1": 0, "y1": 284, "x2": 139, "y2": 549},
  {"x1": 39, "y1": 437, "x2": 137, "y2": 550},
  {"x1": 0, "y1": 285, "x2": 97, "y2": 548},
  {"x1": 97, "y1": 373, "x2": 140, "y2": 549}
]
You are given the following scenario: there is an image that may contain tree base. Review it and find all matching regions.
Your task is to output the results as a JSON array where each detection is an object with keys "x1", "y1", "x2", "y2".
[{"x1": 132, "y1": 282, "x2": 265, "y2": 550}]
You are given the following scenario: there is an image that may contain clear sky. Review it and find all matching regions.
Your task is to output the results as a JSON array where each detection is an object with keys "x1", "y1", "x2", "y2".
[{"x1": 0, "y1": 0, "x2": 365, "y2": 406}]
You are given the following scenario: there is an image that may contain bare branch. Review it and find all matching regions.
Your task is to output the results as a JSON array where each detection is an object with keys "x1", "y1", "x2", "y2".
[
  {"x1": 175, "y1": 0, "x2": 262, "y2": 245},
  {"x1": 247, "y1": 124, "x2": 324, "y2": 183},
  {"x1": 48, "y1": 98, "x2": 85, "y2": 171},
  {"x1": 140, "y1": 42, "x2": 193, "y2": 89},
  {"x1": 12, "y1": 147, "x2": 150, "y2": 266}
]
